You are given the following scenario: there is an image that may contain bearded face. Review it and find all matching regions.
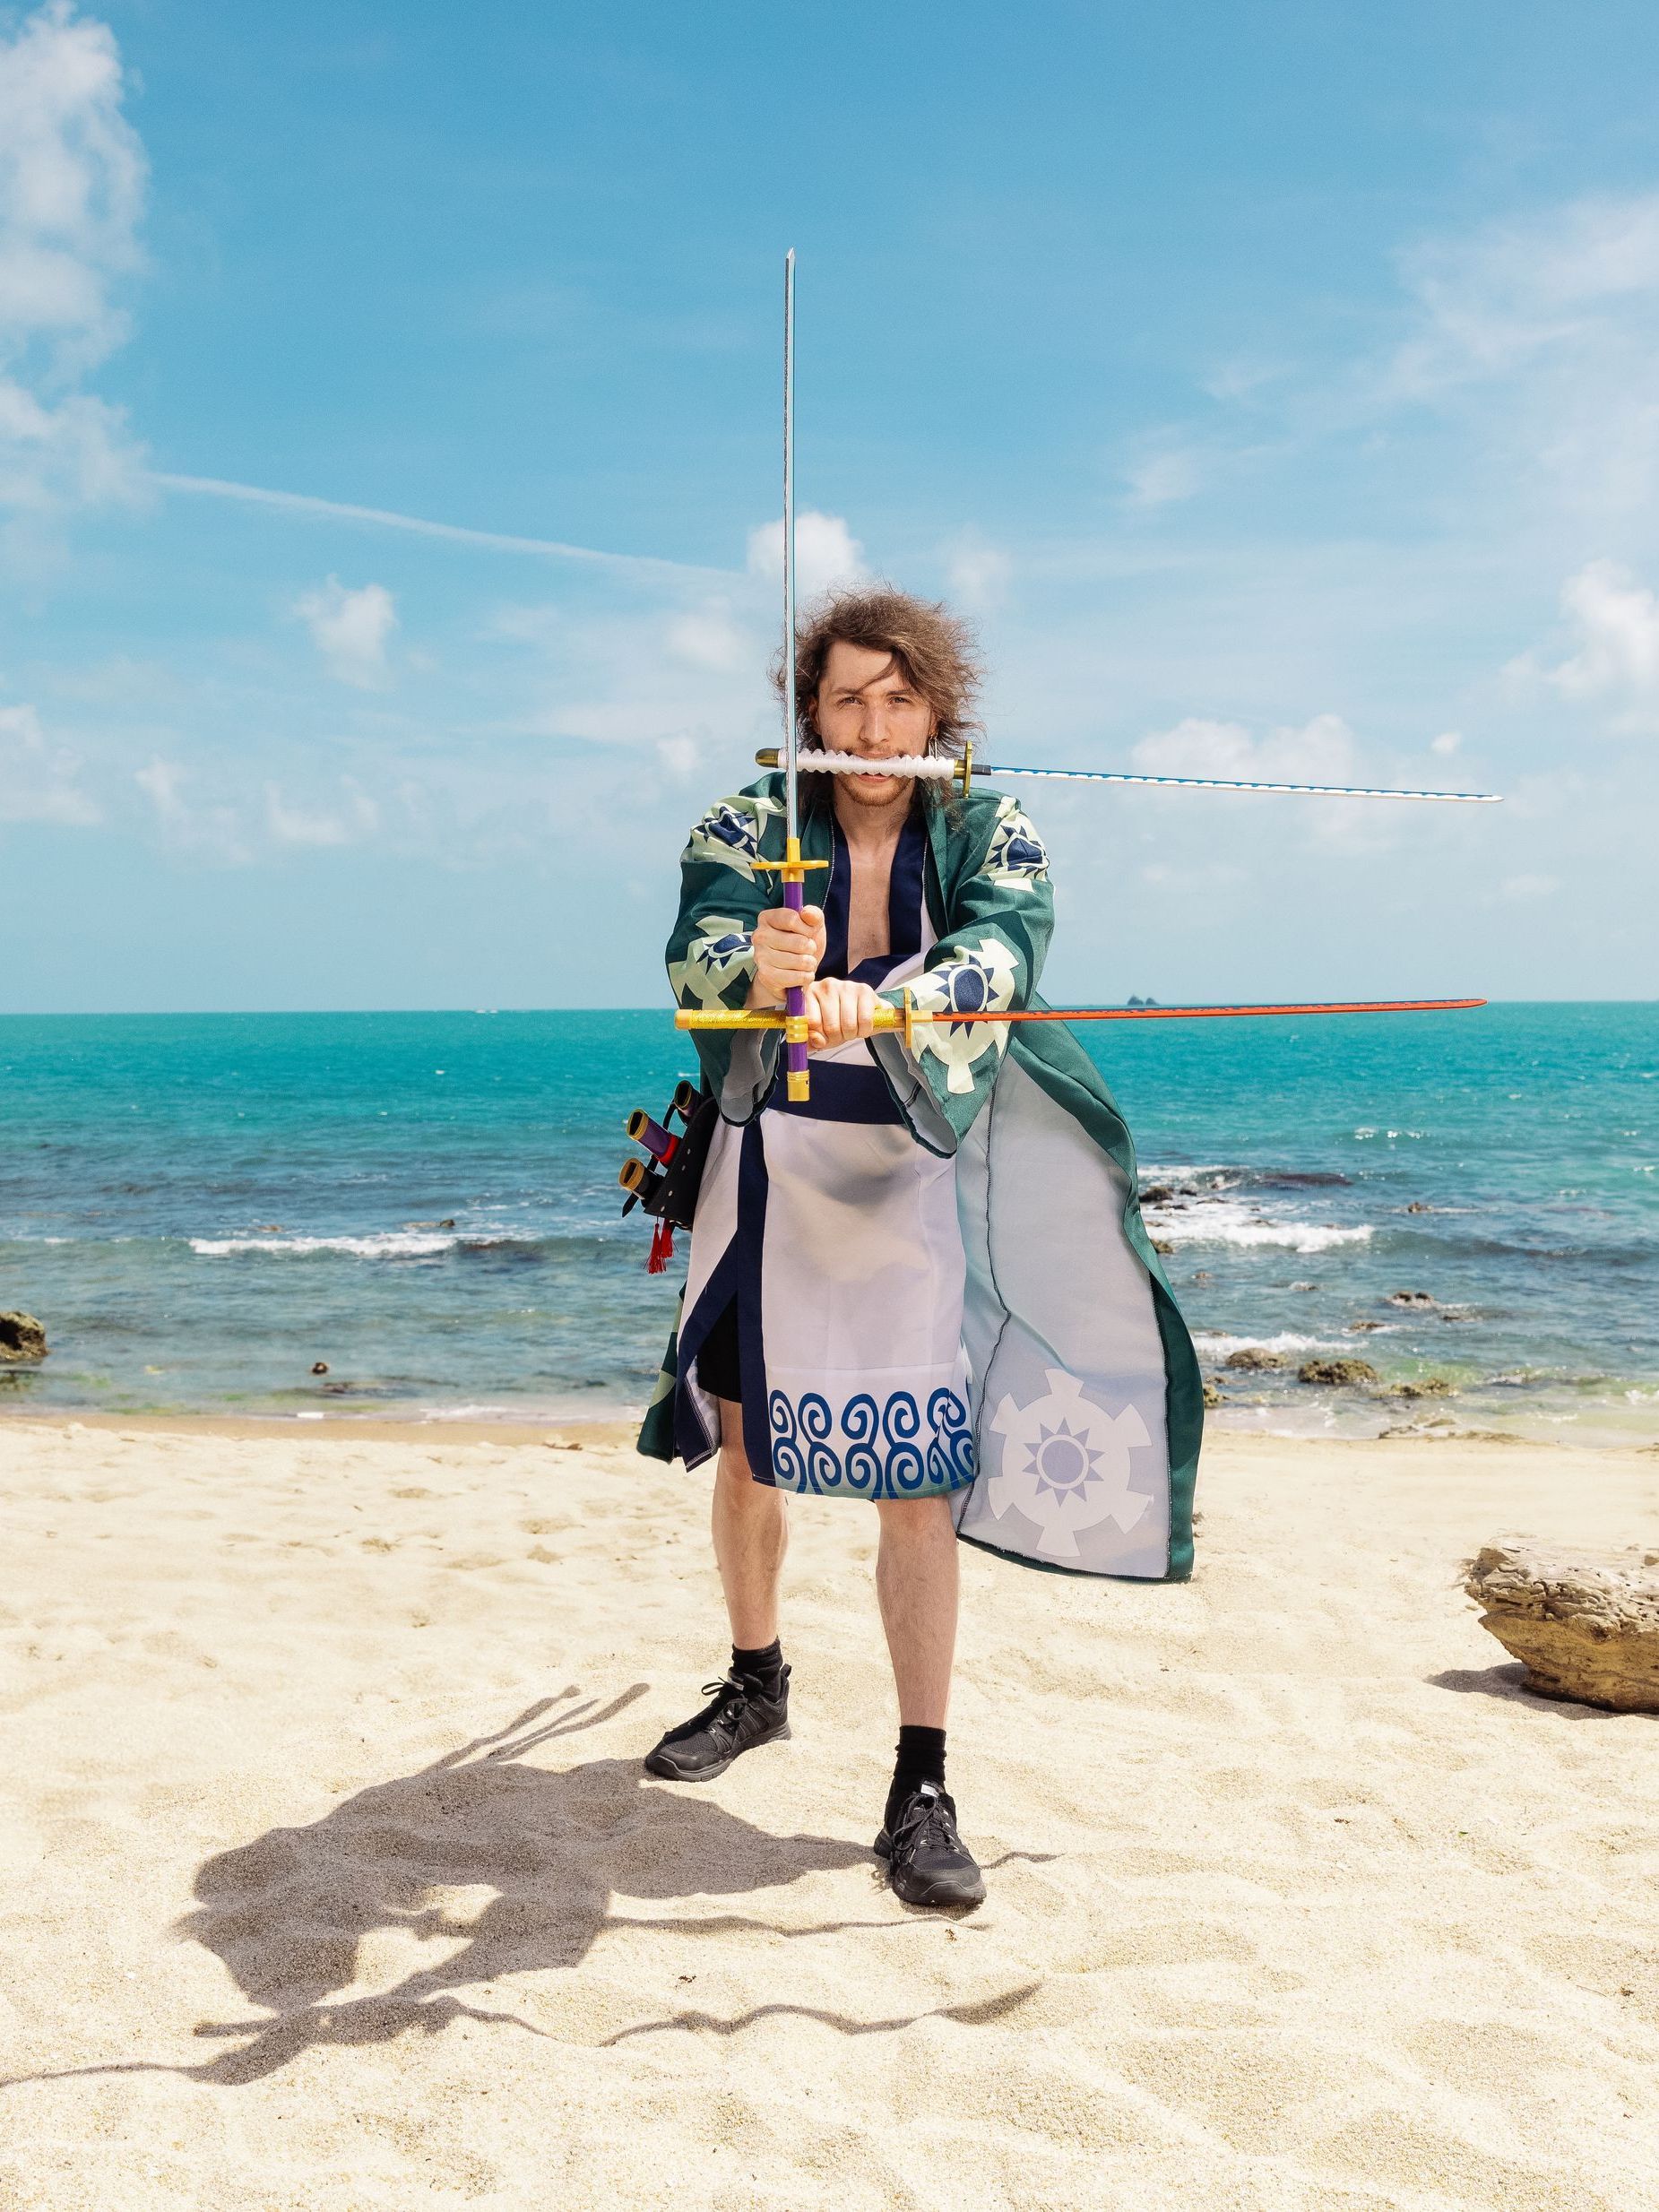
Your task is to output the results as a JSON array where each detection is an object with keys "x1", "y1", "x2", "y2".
[{"x1": 809, "y1": 640, "x2": 937, "y2": 813}]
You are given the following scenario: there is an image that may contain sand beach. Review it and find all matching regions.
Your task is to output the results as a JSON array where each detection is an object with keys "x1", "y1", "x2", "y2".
[{"x1": 1, "y1": 1417, "x2": 1655, "y2": 2209}]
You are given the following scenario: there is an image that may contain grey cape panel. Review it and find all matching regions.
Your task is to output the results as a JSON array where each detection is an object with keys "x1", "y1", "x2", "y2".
[{"x1": 939, "y1": 1020, "x2": 1201, "y2": 1580}]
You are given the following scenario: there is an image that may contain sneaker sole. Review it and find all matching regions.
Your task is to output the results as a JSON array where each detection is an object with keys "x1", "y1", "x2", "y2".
[
  {"x1": 872, "y1": 1827, "x2": 986, "y2": 1908},
  {"x1": 888, "y1": 1868, "x2": 986, "y2": 1909},
  {"x1": 642, "y1": 1719, "x2": 791, "y2": 1783}
]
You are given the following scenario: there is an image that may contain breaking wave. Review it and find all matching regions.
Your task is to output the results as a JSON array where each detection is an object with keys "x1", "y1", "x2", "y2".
[
  {"x1": 1144, "y1": 1197, "x2": 1373, "y2": 1254},
  {"x1": 1191, "y1": 1330, "x2": 1350, "y2": 1358},
  {"x1": 192, "y1": 1230, "x2": 496, "y2": 1259}
]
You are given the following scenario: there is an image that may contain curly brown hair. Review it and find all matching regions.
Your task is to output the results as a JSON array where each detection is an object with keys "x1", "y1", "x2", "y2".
[{"x1": 773, "y1": 584, "x2": 982, "y2": 758}]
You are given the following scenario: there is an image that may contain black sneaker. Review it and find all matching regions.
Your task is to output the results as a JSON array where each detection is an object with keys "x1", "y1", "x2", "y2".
[
  {"x1": 875, "y1": 1781, "x2": 986, "y2": 1908},
  {"x1": 643, "y1": 1666, "x2": 791, "y2": 1782}
]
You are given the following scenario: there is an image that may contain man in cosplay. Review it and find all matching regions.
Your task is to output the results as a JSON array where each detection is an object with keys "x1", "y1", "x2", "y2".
[{"x1": 636, "y1": 585, "x2": 1203, "y2": 1909}]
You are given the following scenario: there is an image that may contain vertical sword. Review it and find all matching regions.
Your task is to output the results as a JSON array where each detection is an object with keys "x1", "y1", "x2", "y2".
[
  {"x1": 781, "y1": 249, "x2": 807, "y2": 1102},
  {"x1": 753, "y1": 249, "x2": 830, "y2": 1101},
  {"x1": 756, "y1": 251, "x2": 825, "y2": 1098}
]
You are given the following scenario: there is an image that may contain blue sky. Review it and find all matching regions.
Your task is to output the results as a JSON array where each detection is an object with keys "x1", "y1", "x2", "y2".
[{"x1": 4, "y1": 0, "x2": 1657, "y2": 1010}]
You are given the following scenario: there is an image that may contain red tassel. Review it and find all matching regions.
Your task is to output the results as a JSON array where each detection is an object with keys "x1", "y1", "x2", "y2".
[{"x1": 647, "y1": 1218, "x2": 675, "y2": 1274}]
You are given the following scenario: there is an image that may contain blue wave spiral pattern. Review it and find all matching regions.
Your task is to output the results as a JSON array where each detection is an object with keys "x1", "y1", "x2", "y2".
[{"x1": 767, "y1": 1385, "x2": 975, "y2": 1499}]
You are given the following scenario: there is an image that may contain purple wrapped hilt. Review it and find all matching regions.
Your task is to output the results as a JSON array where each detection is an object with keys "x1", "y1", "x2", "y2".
[{"x1": 783, "y1": 873, "x2": 809, "y2": 1097}]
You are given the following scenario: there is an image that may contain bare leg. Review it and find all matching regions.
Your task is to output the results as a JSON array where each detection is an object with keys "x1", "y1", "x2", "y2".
[
  {"x1": 710, "y1": 1397, "x2": 789, "y2": 1648},
  {"x1": 874, "y1": 1495, "x2": 959, "y2": 1728}
]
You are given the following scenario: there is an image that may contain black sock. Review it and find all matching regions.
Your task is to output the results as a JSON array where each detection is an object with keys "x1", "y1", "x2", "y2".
[
  {"x1": 886, "y1": 1725, "x2": 946, "y2": 1830},
  {"x1": 731, "y1": 1637, "x2": 785, "y2": 1699}
]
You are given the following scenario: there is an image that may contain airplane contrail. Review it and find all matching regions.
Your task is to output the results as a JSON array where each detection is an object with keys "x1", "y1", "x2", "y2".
[{"x1": 150, "y1": 472, "x2": 734, "y2": 582}]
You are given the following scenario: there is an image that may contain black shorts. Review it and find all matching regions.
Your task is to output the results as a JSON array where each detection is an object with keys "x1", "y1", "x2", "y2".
[{"x1": 695, "y1": 1300, "x2": 742, "y2": 1402}]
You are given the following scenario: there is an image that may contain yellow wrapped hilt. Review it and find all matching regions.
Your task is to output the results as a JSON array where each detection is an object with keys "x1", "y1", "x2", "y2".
[{"x1": 674, "y1": 997, "x2": 930, "y2": 1036}]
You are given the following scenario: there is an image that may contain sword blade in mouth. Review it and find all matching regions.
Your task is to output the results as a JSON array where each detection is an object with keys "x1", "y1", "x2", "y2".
[{"x1": 755, "y1": 747, "x2": 1501, "y2": 805}]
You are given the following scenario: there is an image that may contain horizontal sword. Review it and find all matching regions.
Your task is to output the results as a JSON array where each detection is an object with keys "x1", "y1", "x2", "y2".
[
  {"x1": 753, "y1": 744, "x2": 1501, "y2": 805},
  {"x1": 678, "y1": 995, "x2": 1487, "y2": 1046}
]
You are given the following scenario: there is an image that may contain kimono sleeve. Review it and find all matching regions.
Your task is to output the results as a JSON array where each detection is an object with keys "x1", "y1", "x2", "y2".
[
  {"x1": 665, "y1": 782, "x2": 785, "y2": 1116},
  {"x1": 873, "y1": 793, "x2": 1053, "y2": 1150}
]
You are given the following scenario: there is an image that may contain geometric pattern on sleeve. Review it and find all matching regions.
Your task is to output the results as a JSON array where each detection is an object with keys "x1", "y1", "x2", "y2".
[
  {"x1": 907, "y1": 935, "x2": 1019, "y2": 1093},
  {"x1": 669, "y1": 916, "x2": 756, "y2": 1009},
  {"x1": 981, "y1": 797, "x2": 1050, "y2": 893},
  {"x1": 684, "y1": 792, "x2": 782, "y2": 880}
]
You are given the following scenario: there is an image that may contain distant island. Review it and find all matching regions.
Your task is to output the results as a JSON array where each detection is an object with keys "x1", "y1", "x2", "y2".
[{"x1": 1126, "y1": 995, "x2": 1161, "y2": 1007}]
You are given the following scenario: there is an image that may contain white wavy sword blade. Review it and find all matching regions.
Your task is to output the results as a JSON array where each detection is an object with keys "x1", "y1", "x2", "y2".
[{"x1": 758, "y1": 747, "x2": 1501, "y2": 804}]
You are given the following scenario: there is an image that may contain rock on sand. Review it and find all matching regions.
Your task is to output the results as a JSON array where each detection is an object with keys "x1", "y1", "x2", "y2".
[{"x1": 1466, "y1": 1540, "x2": 1659, "y2": 1713}]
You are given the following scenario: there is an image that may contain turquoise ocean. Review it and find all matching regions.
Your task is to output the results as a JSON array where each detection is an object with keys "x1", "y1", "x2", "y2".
[{"x1": 1, "y1": 1005, "x2": 1655, "y2": 1443}]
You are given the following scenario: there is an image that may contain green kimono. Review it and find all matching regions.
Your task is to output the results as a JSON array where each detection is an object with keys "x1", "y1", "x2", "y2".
[{"x1": 637, "y1": 773, "x2": 1202, "y2": 1581}]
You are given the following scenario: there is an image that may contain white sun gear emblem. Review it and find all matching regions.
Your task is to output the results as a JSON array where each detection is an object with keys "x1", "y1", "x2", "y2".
[
  {"x1": 987, "y1": 1369, "x2": 1154, "y2": 1558},
  {"x1": 908, "y1": 937, "x2": 1019, "y2": 1093}
]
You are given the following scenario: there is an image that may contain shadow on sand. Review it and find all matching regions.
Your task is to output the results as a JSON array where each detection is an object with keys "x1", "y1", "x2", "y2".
[
  {"x1": 6, "y1": 1689, "x2": 1039, "y2": 2089},
  {"x1": 1428, "y1": 1662, "x2": 1630, "y2": 1715}
]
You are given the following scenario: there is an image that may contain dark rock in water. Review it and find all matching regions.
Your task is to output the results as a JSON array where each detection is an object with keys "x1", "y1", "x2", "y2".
[
  {"x1": 1193, "y1": 1269, "x2": 1214, "y2": 1283},
  {"x1": 1298, "y1": 1357, "x2": 1379, "y2": 1387},
  {"x1": 1404, "y1": 1201, "x2": 1431, "y2": 1214},
  {"x1": 0, "y1": 1311, "x2": 47, "y2": 1361},
  {"x1": 1394, "y1": 1376, "x2": 1455, "y2": 1399},
  {"x1": 1141, "y1": 1184, "x2": 1173, "y2": 1205},
  {"x1": 1387, "y1": 1291, "x2": 1436, "y2": 1309},
  {"x1": 1346, "y1": 1319, "x2": 1386, "y2": 1333},
  {"x1": 254, "y1": 1223, "x2": 283, "y2": 1234},
  {"x1": 312, "y1": 1361, "x2": 329, "y2": 1375},
  {"x1": 1226, "y1": 1347, "x2": 1286, "y2": 1371},
  {"x1": 1151, "y1": 1238, "x2": 1175, "y2": 1255},
  {"x1": 1202, "y1": 1380, "x2": 1225, "y2": 1409},
  {"x1": 439, "y1": 1218, "x2": 457, "y2": 1231}
]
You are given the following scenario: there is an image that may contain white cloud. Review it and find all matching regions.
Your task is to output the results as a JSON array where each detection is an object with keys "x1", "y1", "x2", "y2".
[
  {"x1": 1495, "y1": 873, "x2": 1560, "y2": 903},
  {"x1": 0, "y1": 697, "x2": 98, "y2": 821},
  {"x1": 488, "y1": 593, "x2": 774, "y2": 761},
  {"x1": 134, "y1": 755, "x2": 250, "y2": 866},
  {"x1": 1430, "y1": 730, "x2": 1462, "y2": 756},
  {"x1": 655, "y1": 733, "x2": 701, "y2": 779},
  {"x1": 0, "y1": 4, "x2": 147, "y2": 531},
  {"x1": 1122, "y1": 441, "x2": 1204, "y2": 510},
  {"x1": 664, "y1": 603, "x2": 751, "y2": 672},
  {"x1": 1382, "y1": 193, "x2": 1659, "y2": 523},
  {"x1": 1389, "y1": 194, "x2": 1659, "y2": 398},
  {"x1": 1131, "y1": 712, "x2": 1361, "y2": 784},
  {"x1": 294, "y1": 576, "x2": 398, "y2": 688},
  {"x1": 264, "y1": 779, "x2": 379, "y2": 847},
  {"x1": 747, "y1": 509, "x2": 866, "y2": 601},
  {"x1": 1524, "y1": 560, "x2": 1659, "y2": 717},
  {"x1": 943, "y1": 528, "x2": 1012, "y2": 611}
]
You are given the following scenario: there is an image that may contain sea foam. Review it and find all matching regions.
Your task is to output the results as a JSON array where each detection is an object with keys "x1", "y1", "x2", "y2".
[
  {"x1": 190, "y1": 1231, "x2": 463, "y2": 1259},
  {"x1": 1143, "y1": 1195, "x2": 1373, "y2": 1254}
]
